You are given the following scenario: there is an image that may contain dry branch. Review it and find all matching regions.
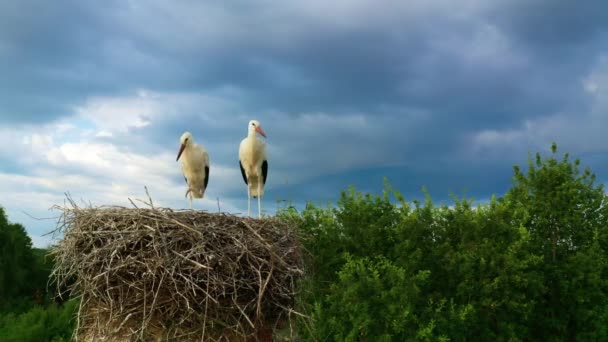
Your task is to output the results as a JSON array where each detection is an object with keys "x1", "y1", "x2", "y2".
[{"x1": 50, "y1": 199, "x2": 304, "y2": 341}]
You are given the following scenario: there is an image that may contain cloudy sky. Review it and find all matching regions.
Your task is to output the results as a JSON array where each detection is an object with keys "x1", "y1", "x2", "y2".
[{"x1": 1, "y1": 0, "x2": 607, "y2": 247}]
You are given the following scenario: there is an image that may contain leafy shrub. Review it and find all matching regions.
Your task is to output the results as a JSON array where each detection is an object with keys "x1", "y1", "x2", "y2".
[
  {"x1": 0, "y1": 299, "x2": 78, "y2": 342},
  {"x1": 311, "y1": 255, "x2": 431, "y2": 341},
  {"x1": 286, "y1": 144, "x2": 608, "y2": 341}
]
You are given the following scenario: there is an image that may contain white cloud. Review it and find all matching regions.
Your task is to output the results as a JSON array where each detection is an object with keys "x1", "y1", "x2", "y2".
[
  {"x1": 0, "y1": 88, "x2": 418, "y2": 247},
  {"x1": 0, "y1": 149, "x2": 244, "y2": 247},
  {"x1": 584, "y1": 80, "x2": 599, "y2": 94},
  {"x1": 74, "y1": 91, "x2": 160, "y2": 135},
  {"x1": 96, "y1": 130, "x2": 113, "y2": 137},
  {"x1": 16, "y1": 136, "x2": 242, "y2": 208},
  {"x1": 72, "y1": 91, "x2": 419, "y2": 188},
  {"x1": 0, "y1": 91, "x2": 261, "y2": 247}
]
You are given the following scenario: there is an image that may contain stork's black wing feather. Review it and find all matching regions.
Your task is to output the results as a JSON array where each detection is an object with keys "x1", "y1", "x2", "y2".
[
  {"x1": 239, "y1": 161, "x2": 248, "y2": 185},
  {"x1": 261, "y1": 160, "x2": 268, "y2": 185},
  {"x1": 204, "y1": 166, "x2": 209, "y2": 190},
  {"x1": 184, "y1": 176, "x2": 188, "y2": 185}
]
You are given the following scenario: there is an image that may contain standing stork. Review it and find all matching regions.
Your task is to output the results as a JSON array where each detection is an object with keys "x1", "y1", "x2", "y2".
[
  {"x1": 239, "y1": 120, "x2": 268, "y2": 218},
  {"x1": 176, "y1": 131, "x2": 210, "y2": 209}
]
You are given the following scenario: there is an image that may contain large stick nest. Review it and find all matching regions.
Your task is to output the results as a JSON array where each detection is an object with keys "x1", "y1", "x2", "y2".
[{"x1": 50, "y1": 198, "x2": 304, "y2": 341}]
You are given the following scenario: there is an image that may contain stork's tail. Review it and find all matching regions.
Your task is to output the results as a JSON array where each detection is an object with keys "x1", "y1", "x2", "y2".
[
  {"x1": 250, "y1": 188, "x2": 264, "y2": 198},
  {"x1": 248, "y1": 179, "x2": 264, "y2": 198},
  {"x1": 192, "y1": 189, "x2": 205, "y2": 198}
]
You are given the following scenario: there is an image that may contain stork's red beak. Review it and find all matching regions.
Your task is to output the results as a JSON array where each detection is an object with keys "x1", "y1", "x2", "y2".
[
  {"x1": 255, "y1": 126, "x2": 267, "y2": 138},
  {"x1": 176, "y1": 143, "x2": 186, "y2": 161}
]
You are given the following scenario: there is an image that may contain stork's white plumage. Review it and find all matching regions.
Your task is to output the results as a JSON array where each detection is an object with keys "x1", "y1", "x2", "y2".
[
  {"x1": 176, "y1": 131, "x2": 210, "y2": 209},
  {"x1": 239, "y1": 120, "x2": 268, "y2": 218}
]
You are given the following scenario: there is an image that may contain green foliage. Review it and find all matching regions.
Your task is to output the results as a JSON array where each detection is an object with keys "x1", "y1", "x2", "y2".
[
  {"x1": 509, "y1": 147, "x2": 604, "y2": 262},
  {"x1": 311, "y1": 255, "x2": 431, "y2": 341},
  {"x1": 0, "y1": 207, "x2": 36, "y2": 305},
  {"x1": 0, "y1": 207, "x2": 76, "y2": 341},
  {"x1": 0, "y1": 300, "x2": 78, "y2": 342},
  {"x1": 285, "y1": 144, "x2": 608, "y2": 341},
  {"x1": 0, "y1": 207, "x2": 56, "y2": 314},
  {"x1": 508, "y1": 145, "x2": 608, "y2": 340}
]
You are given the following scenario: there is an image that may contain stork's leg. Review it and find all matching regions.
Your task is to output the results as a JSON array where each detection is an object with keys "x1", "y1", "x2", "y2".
[
  {"x1": 257, "y1": 182, "x2": 262, "y2": 219},
  {"x1": 247, "y1": 186, "x2": 251, "y2": 217},
  {"x1": 185, "y1": 188, "x2": 192, "y2": 209}
]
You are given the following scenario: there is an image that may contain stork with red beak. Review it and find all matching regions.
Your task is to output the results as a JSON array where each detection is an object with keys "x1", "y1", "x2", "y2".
[
  {"x1": 239, "y1": 120, "x2": 268, "y2": 218},
  {"x1": 176, "y1": 131, "x2": 210, "y2": 209}
]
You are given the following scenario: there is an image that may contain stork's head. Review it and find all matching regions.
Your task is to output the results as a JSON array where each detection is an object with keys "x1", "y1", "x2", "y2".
[
  {"x1": 176, "y1": 131, "x2": 193, "y2": 161},
  {"x1": 248, "y1": 120, "x2": 266, "y2": 138}
]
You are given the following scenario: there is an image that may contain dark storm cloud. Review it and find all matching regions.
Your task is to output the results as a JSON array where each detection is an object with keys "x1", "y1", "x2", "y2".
[
  {"x1": 0, "y1": 0, "x2": 111, "y2": 123},
  {"x1": 2, "y1": 0, "x2": 608, "y2": 218},
  {"x1": 3, "y1": 0, "x2": 606, "y2": 125},
  {"x1": 489, "y1": 0, "x2": 608, "y2": 49}
]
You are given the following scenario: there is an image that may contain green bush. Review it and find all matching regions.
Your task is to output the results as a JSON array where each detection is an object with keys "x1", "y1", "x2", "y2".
[
  {"x1": 285, "y1": 144, "x2": 608, "y2": 341},
  {"x1": 0, "y1": 208, "x2": 36, "y2": 305},
  {"x1": 0, "y1": 206, "x2": 76, "y2": 341},
  {"x1": 311, "y1": 255, "x2": 431, "y2": 341},
  {"x1": 0, "y1": 299, "x2": 78, "y2": 342},
  {"x1": 0, "y1": 207, "x2": 56, "y2": 314}
]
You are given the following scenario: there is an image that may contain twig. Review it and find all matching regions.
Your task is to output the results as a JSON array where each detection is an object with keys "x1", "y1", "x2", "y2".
[
  {"x1": 173, "y1": 251, "x2": 213, "y2": 270},
  {"x1": 145, "y1": 186, "x2": 154, "y2": 209},
  {"x1": 19, "y1": 210, "x2": 59, "y2": 221}
]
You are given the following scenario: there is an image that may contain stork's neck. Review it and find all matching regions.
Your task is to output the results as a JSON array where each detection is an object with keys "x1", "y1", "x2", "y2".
[
  {"x1": 247, "y1": 129, "x2": 257, "y2": 139},
  {"x1": 184, "y1": 141, "x2": 196, "y2": 152}
]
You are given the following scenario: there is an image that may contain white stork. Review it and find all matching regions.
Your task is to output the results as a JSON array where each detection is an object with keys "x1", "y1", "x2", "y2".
[
  {"x1": 239, "y1": 120, "x2": 268, "y2": 218},
  {"x1": 176, "y1": 131, "x2": 210, "y2": 209}
]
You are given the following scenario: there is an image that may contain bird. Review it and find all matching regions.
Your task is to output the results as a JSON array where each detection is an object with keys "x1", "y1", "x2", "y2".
[
  {"x1": 239, "y1": 119, "x2": 268, "y2": 218},
  {"x1": 176, "y1": 131, "x2": 210, "y2": 209}
]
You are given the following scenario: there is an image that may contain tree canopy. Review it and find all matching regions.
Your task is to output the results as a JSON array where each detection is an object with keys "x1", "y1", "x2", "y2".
[
  {"x1": 280, "y1": 144, "x2": 608, "y2": 341},
  {"x1": 0, "y1": 207, "x2": 37, "y2": 306}
]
